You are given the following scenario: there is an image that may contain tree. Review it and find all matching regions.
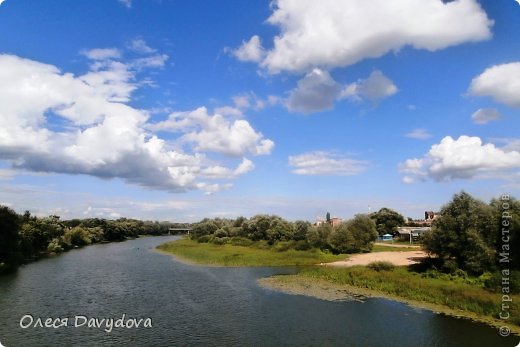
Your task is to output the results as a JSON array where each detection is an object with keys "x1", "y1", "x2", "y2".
[
  {"x1": 422, "y1": 192, "x2": 496, "y2": 274},
  {"x1": 328, "y1": 214, "x2": 377, "y2": 253},
  {"x1": 369, "y1": 208, "x2": 405, "y2": 236},
  {"x1": 0, "y1": 205, "x2": 21, "y2": 271},
  {"x1": 307, "y1": 223, "x2": 332, "y2": 249},
  {"x1": 293, "y1": 221, "x2": 310, "y2": 241}
]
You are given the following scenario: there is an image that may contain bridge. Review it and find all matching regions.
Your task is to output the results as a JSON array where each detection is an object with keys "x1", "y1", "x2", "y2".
[{"x1": 168, "y1": 227, "x2": 192, "y2": 235}]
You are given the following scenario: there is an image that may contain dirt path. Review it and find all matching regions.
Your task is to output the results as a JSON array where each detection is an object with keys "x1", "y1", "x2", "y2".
[{"x1": 324, "y1": 250, "x2": 428, "y2": 267}]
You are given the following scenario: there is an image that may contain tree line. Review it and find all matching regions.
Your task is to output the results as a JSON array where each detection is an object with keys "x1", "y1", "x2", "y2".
[
  {"x1": 0, "y1": 207, "x2": 181, "y2": 274},
  {"x1": 189, "y1": 213, "x2": 378, "y2": 254}
]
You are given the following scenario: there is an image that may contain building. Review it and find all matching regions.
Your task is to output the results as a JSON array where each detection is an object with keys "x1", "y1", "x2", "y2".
[
  {"x1": 314, "y1": 216, "x2": 342, "y2": 227},
  {"x1": 425, "y1": 211, "x2": 440, "y2": 222},
  {"x1": 397, "y1": 227, "x2": 431, "y2": 241},
  {"x1": 407, "y1": 211, "x2": 441, "y2": 226}
]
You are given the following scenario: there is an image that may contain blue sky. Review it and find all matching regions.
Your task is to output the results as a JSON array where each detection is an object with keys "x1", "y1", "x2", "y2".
[{"x1": 0, "y1": 0, "x2": 519, "y2": 222}]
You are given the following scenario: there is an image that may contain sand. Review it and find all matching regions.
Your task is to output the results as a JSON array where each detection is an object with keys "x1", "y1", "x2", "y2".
[{"x1": 323, "y1": 250, "x2": 429, "y2": 267}]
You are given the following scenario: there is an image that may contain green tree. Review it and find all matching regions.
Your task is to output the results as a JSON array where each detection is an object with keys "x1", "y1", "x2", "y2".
[
  {"x1": 328, "y1": 214, "x2": 377, "y2": 253},
  {"x1": 307, "y1": 223, "x2": 332, "y2": 249},
  {"x1": 369, "y1": 208, "x2": 405, "y2": 236},
  {"x1": 422, "y1": 192, "x2": 496, "y2": 274},
  {"x1": 0, "y1": 205, "x2": 21, "y2": 272},
  {"x1": 293, "y1": 220, "x2": 310, "y2": 241}
]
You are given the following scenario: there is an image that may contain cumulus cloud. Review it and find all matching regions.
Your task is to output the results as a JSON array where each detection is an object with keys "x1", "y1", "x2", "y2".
[
  {"x1": 340, "y1": 70, "x2": 398, "y2": 103},
  {"x1": 288, "y1": 151, "x2": 369, "y2": 176},
  {"x1": 0, "y1": 54, "x2": 268, "y2": 194},
  {"x1": 285, "y1": 69, "x2": 397, "y2": 113},
  {"x1": 471, "y1": 108, "x2": 501, "y2": 124},
  {"x1": 469, "y1": 62, "x2": 520, "y2": 108},
  {"x1": 400, "y1": 135, "x2": 520, "y2": 182},
  {"x1": 149, "y1": 107, "x2": 274, "y2": 157},
  {"x1": 405, "y1": 129, "x2": 432, "y2": 140},
  {"x1": 81, "y1": 48, "x2": 121, "y2": 61},
  {"x1": 233, "y1": 35, "x2": 265, "y2": 63},
  {"x1": 286, "y1": 69, "x2": 341, "y2": 113},
  {"x1": 200, "y1": 158, "x2": 254, "y2": 179},
  {"x1": 128, "y1": 38, "x2": 156, "y2": 54},
  {"x1": 240, "y1": 0, "x2": 492, "y2": 73}
]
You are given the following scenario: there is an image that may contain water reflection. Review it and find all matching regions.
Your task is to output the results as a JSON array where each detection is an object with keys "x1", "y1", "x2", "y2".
[{"x1": 0, "y1": 236, "x2": 517, "y2": 347}]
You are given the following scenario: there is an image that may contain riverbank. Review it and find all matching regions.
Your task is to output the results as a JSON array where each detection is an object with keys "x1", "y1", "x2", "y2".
[
  {"x1": 156, "y1": 238, "x2": 348, "y2": 266},
  {"x1": 325, "y1": 250, "x2": 428, "y2": 267},
  {"x1": 259, "y1": 267, "x2": 520, "y2": 334}
]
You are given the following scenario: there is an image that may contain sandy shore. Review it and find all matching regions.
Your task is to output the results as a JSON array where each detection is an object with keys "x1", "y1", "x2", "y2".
[{"x1": 324, "y1": 250, "x2": 428, "y2": 267}]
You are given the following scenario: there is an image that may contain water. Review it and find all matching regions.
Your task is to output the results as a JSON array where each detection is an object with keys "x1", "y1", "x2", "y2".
[{"x1": 0, "y1": 236, "x2": 517, "y2": 347}]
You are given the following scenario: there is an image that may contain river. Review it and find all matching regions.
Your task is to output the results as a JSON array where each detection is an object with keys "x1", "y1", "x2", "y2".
[{"x1": 0, "y1": 235, "x2": 517, "y2": 346}]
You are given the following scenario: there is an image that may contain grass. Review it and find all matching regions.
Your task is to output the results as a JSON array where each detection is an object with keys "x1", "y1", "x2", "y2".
[
  {"x1": 156, "y1": 238, "x2": 349, "y2": 266},
  {"x1": 279, "y1": 266, "x2": 519, "y2": 328},
  {"x1": 371, "y1": 244, "x2": 421, "y2": 252}
]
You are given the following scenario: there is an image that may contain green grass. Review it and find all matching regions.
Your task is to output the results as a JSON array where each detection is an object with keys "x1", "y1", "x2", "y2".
[
  {"x1": 292, "y1": 266, "x2": 519, "y2": 326},
  {"x1": 157, "y1": 238, "x2": 349, "y2": 266},
  {"x1": 371, "y1": 244, "x2": 421, "y2": 252}
]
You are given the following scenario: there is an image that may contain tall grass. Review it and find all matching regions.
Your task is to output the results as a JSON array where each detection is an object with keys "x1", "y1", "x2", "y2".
[
  {"x1": 156, "y1": 238, "x2": 348, "y2": 266},
  {"x1": 297, "y1": 266, "x2": 519, "y2": 324}
]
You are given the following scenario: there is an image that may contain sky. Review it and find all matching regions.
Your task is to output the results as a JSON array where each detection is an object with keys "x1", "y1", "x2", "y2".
[{"x1": 0, "y1": 0, "x2": 519, "y2": 222}]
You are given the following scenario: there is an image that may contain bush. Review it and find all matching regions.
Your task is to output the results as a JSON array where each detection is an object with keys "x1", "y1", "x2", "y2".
[
  {"x1": 484, "y1": 271, "x2": 520, "y2": 294},
  {"x1": 441, "y1": 259, "x2": 459, "y2": 274},
  {"x1": 196, "y1": 235, "x2": 213, "y2": 243},
  {"x1": 47, "y1": 238, "x2": 64, "y2": 253},
  {"x1": 214, "y1": 229, "x2": 228, "y2": 238},
  {"x1": 367, "y1": 261, "x2": 395, "y2": 271},
  {"x1": 293, "y1": 240, "x2": 311, "y2": 251},
  {"x1": 211, "y1": 237, "x2": 230, "y2": 245}
]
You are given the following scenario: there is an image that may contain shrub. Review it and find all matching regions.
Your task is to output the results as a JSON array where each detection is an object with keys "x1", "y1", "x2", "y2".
[
  {"x1": 367, "y1": 261, "x2": 395, "y2": 271},
  {"x1": 197, "y1": 235, "x2": 212, "y2": 243},
  {"x1": 441, "y1": 259, "x2": 459, "y2": 274},
  {"x1": 211, "y1": 237, "x2": 230, "y2": 245},
  {"x1": 214, "y1": 229, "x2": 228, "y2": 238},
  {"x1": 293, "y1": 240, "x2": 311, "y2": 251}
]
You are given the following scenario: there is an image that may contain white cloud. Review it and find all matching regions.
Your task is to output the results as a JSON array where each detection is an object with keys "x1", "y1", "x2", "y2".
[
  {"x1": 132, "y1": 54, "x2": 169, "y2": 69},
  {"x1": 340, "y1": 70, "x2": 398, "y2": 103},
  {"x1": 0, "y1": 54, "x2": 265, "y2": 194},
  {"x1": 0, "y1": 0, "x2": 6, "y2": 6},
  {"x1": 471, "y1": 108, "x2": 501, "y2": 124},
  {"x1": 233, "y1": 35, "x2": 265, "y2": 63},
  {"x1": 118, "y1": 0, "x2": 132, "y2": 8},
  {"x1": 286, "y1": 68, "x2": 341, "y2": 113},
  {"x1": 469, "y1": 62, "x2": 520, "y2": 108},
  {"x1": 81, "y1": 48, "x2": 121, "y2": 61},
  {"x1": 232, "y1": 92, "x2": 265, "y2": 110},
  {"x1": 288, "y1": 151, "x2": 369, "y2": 176},
  {"x1": 400, "y1": 135, "x2": 520, "y2": 181},
  {"x1": 128, "y1": 38, "x2": 156, "y2": 54},
  {"x1": 244, "y1": 0, "x2": 493, "y2": 73},
  {"x1": 214, "y1": 106, "x2": 243, "y2": 117},
  {"x1": 284, "y1": 69, "x2": 397, "y2": 113},
  {"x1": 200, "y1": 158, "x2": 254, "y2": 179},
  {"x1": 148, "y1": 107, "x2": 274, "y2": 157},
  {"x1": 405, "y1": 128, "x2": 432, "y2": 140}
]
